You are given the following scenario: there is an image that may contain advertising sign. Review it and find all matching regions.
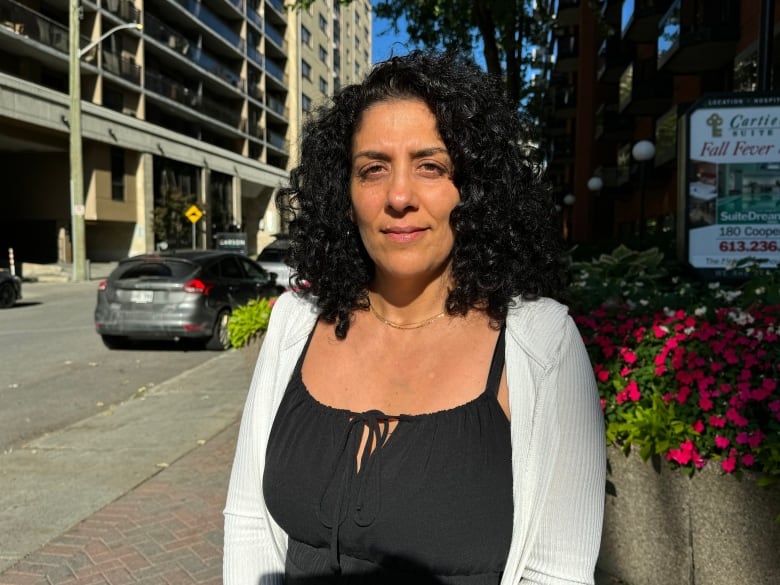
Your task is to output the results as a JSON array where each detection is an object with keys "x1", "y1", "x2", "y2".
[
  {"x1": 215, "y1": 232, "x2": 248, "y2": 254},
  {"x1": 685, "y1": 94, "x2": 780, "y2": 278}
]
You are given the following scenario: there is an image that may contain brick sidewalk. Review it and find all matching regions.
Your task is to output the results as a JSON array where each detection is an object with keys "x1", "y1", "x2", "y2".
[{"x1": 0, "y1": 422, "x2": 239, "y2": 585}]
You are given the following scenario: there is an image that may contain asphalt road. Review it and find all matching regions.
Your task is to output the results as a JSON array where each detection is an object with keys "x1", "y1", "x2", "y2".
[{"x1": 0, "y1": 280, "x2": 222, "y2": 452}]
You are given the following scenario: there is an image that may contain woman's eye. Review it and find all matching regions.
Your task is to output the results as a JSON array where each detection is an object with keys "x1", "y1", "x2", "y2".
[
  {"x1": 418, "y1": 162, "x2": 447, "y2": 176},
  {"x1": 357, "y1": 164, "x2": 385, "y2": 179}
]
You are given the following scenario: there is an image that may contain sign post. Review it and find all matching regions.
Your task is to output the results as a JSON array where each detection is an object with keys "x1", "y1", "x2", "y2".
[
  {"x1": 682, "y1": 94, "x2": 780, "y2": 279},
  {"x1": 184, "y1": 205, "x2": 204, "y2": 250}
]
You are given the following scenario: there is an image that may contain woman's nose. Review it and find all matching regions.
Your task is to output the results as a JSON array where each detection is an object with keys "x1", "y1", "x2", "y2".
[{"x1": 385, "y1": 170, "x2": 417, "y2": 213}]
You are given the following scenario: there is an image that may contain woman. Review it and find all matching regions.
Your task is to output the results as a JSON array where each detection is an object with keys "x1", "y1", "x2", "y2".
[{"x1": 224, "y1": 51, "x2": 605, "y2": 585}]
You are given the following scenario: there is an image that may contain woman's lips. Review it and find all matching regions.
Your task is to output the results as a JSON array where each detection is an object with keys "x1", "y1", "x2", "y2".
[{"x1": 382, "y1": 226, "x2": 427, "y2": 242}]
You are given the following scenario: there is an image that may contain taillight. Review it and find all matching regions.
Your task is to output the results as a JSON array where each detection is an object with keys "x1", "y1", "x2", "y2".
[
  {"x1": 98, "y1": 280, "x2": 108, "y2": 291},
  {"x1": 183, "y1": 279, "x2": 214, "y2": 294}
]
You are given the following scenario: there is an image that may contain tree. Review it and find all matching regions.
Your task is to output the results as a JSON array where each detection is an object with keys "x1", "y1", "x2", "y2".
[{"x1": 292, "y1": 0, "x2": 556, "y2": 108}]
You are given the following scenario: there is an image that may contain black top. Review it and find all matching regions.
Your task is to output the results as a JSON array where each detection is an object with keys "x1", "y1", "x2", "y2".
[{"x1": 264, "y1": 326, "x2": 512, "y2": 584}]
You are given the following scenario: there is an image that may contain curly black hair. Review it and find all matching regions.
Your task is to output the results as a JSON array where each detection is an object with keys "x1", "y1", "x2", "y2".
[{"x1": 277, "y1": 50, "x2": 565, "y2": 338}]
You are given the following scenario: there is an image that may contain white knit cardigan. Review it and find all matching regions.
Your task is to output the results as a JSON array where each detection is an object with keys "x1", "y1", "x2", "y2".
[{"x1": 224, "y1": 292, "x2": 606, "y2": 585}]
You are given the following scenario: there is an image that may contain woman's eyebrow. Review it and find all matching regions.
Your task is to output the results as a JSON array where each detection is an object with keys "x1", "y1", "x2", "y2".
[{"x1": 352, "y1": 147, "x2": 450, "y2": 162}]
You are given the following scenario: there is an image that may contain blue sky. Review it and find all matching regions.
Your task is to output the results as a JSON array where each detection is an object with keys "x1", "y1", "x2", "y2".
[{"x1": 372, "y1": 14, "x2": 412, "y2": 63}]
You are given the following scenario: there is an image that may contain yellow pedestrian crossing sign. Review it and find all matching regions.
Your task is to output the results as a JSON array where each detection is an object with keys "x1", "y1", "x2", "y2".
[{"x1": 185, "y1": 205, "x2": 203, "y2": 223}]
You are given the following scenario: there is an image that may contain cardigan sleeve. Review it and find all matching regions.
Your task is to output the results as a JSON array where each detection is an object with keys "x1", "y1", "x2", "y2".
[
  {"x1": 522, "y1": 316, "x2": 606, "y2": 585},
  {"x1": 223, "y1": 295, "x2": 300, "y2": 585}
]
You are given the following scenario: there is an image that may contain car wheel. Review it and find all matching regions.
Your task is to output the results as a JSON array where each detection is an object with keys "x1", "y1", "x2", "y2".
[
  {"x1": 206, "y1": 309, "x2": 231, "y2": 351},
  {"x1": 0, "y1": 282, "x2": 16, "y2": 308},
  {"x1": 101, "y1": 334, "x2": 130, "y2": 350}
]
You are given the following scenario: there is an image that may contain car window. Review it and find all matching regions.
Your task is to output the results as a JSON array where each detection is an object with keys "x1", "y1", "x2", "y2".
[
  {"x1": 239, "y1": 258, "x2": 269, "y2": 282},
  {"x1": 258, "y1": 248, "x2": 287, "y2": 262},
  {"x1": 117, "y1": 261, "x2": 194, "y2": 279},
  {"x1": 217, "y1": 257, "x2": 244, "y2": 279}
]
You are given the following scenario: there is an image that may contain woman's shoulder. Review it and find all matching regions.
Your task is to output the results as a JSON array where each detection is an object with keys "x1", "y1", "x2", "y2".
[
  {"x1": 267, "y1": 291, "x2": 320, "y2": 342},
  {"x1": 505, "y1": 296, "x2": 573, "y2": 365}
]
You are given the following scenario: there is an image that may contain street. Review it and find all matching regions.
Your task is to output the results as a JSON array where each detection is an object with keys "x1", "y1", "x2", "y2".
[
  {"x1": 0, "y1": 280, "x2": 220, "y2": 452},
  {"x1": 0, "y1": 279, "x2": 254, "y2": 572}
]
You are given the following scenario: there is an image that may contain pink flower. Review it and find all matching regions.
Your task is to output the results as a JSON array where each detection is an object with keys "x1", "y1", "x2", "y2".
[
  {"x1": 621, "y1": 348, "x2": 637, "y2": 365},
  {"x1": 715, "y1": 436, "x2": 730, "y2": 449},
  {"x1": 692, "y1": 420, "x2": 704, "y2": 433},
  {"x1": 699, "y1": 396, "x2": 713, "y2": 411},
  {"x1": 722, "y1": 455, "x2": 737, "y2": 473},
  {"x1": 726, "y1": 407, "x2": 749, "y2": 427},
  {"x1": 596, "y1": 368, "x2": 609, "y2": 383},
  {"x1": 742, "y1": 454, "x2": 755, "y2": 467},
  {"x1": 709, "y1": 414, "x2": 726, "y2": 428},
  {"x1": 619, "y1": 366, "x2": 632, "y2": 377},
  {"x1": 626, "y1": 380, "x2": 641, "y2": 402}
]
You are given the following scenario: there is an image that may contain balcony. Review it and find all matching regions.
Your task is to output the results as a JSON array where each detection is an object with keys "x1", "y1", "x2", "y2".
[
  {"x1": 105, "y1": 0, "x2": 140, "y2": 23},
  {"x1": 553, "y1": 33, "x2": 578, "y2": 73},
  {"x1": 597, "y1": 34, "x2": 632, "y2": 83},
  {"x1": 621, "y1": 0, "x2": 674, "y2": 42},
  {"x1": 266, "y1": 93, "x2": 287, "y2": 121},
  {"x1": 144, "y1": 13, "x2": 243, "y2": 92},
  {"x1": 169, "y1": 0, "x2": 244, "y2": 54},
  {"x1": 657, "y1": 0, "x2": 739, "y2": 73},
  {"x1": 594, "y1": 103, "x2": 634, "y2": 142},
  {"x1": 265, "y1": 57, "x2": 287, "y2": 88},
  {"x1": 265, "y1": 21, "x2": 285, "y2": 50},
  {"x1": 146, "y1": 69, "x2": 200, "y2": 108},
  {"x1": 0, "y1": 0, "x2": 78, "y2": 55},
  {"x1": 552, "y1": 85, "x2": 577, "y2": 118},
  {"x1": 618, "y1": 58, "x2": 672, "y2": 116},
  {"x1": 556, "y1": 0, "x2": 580, "y2": 28},
  {"x1": 265, "y1": 0, "x2": 287, "y2": 22},
  {"x1": 267, "y1": 128, "x2": 288, "y2": 153},
  {"x1": 102, "y1": 51, "x2": 142, "y2": 84}
]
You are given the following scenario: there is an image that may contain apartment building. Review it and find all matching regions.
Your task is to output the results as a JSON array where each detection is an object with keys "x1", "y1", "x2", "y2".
[
  {"x1": 0, "y1": 0, "x2": 372, "y2": 266},
  {"x1": 545, "y1": 0, "x2": 780, "y2": 250}
]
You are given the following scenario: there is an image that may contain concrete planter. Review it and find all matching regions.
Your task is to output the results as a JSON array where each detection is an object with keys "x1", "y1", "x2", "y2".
[{"x1": 598, "y1": 446, "x2": 780, "y2": 585}]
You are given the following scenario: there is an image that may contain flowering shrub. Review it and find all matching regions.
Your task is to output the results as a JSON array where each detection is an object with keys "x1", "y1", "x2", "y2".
[{"x1": 567, "y1": 247, "x2": 780, "y2": 483}]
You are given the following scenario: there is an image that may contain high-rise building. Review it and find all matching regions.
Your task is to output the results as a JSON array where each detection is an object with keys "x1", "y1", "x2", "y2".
[
  {"x1": 544, "y1": 0, "x2": 779, "y2": 248},
  {"x1": 0, "y1": 0, "x2": 372, "y2": 268}
]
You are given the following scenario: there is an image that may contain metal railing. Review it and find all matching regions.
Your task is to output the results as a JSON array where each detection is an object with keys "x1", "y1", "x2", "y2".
[
  {"x1": 144, "y1": 12, "x2": 243, "y2": 91},
  {"x1": 103, "y1": 51, "x2": 142, "y2": 83},
  {"x1": 0, "y1": 0, "x2": 83, "y2": 55}
]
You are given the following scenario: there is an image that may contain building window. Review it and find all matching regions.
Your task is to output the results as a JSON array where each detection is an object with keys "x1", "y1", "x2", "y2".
[
  {"x1": 318, "y1": 13, "x2": 327, "y2": 33},
  {"x1": 302, "y1": 60, "x2": 311, "y2": 80},
  {"x1": 319, "y1": 76, "x2": 327, "y2": 93},
  {"x1": 302, "y1": 94, "x2": 312, "y2": 111},
  {"x1": 111, "y1": 147, "x2": 125, "y2": 202},
  {"x1": 319, "y1": 44, "x2": 327, "y2": 63},
  {"x1": 301, "y1": 25, "x2": 311, "y2": 47}
]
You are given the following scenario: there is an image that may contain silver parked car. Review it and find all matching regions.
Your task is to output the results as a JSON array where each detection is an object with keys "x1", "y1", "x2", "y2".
[
  {"x1": 256, "y1": 238, "x2": 293, "y2": 289},
  {"x1": 94, "y1": 250, "x2": 284, "y2": 350}
]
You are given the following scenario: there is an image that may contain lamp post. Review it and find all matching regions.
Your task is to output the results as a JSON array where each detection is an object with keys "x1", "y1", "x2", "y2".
[
  {"x1": 587, "y1": 176, "x2": 603, "y2": 194},
  {"x1": 631, "y1": 140, "x2": 656, "y2": 245},
  {"x1": 562, "y1": 192, "x2": 576, "y2": 244},
  {"x1": 69, "y1": 1, "x2": 141, "y2": 281}
]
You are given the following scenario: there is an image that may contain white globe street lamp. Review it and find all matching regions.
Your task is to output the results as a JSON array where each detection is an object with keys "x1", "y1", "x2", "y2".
[
  {"x1": 631, "y1": 140, "x2": 656, "y2": 244},
  {"x1": 587, "y1": 176, "x2": 604, "y2": 193}
]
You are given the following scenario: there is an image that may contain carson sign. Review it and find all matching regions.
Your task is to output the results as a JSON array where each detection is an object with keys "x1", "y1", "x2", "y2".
[{"x1": 683, "y1": 94, "x2": 780, "y2": 278}]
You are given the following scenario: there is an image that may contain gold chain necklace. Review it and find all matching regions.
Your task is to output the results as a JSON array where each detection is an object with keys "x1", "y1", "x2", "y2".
[{"x1": 368, "y1": 302, "x2": 446, "y2": 330}]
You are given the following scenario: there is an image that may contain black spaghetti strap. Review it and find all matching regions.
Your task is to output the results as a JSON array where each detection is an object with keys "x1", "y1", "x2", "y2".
[{"x1": 485, "y1": 324, "x2": 506, "y2": 396}]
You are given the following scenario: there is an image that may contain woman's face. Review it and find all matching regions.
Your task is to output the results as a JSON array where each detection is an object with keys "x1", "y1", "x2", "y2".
[{"x1": 350, "y1": 98, "x2": 459, "y2": 285}]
